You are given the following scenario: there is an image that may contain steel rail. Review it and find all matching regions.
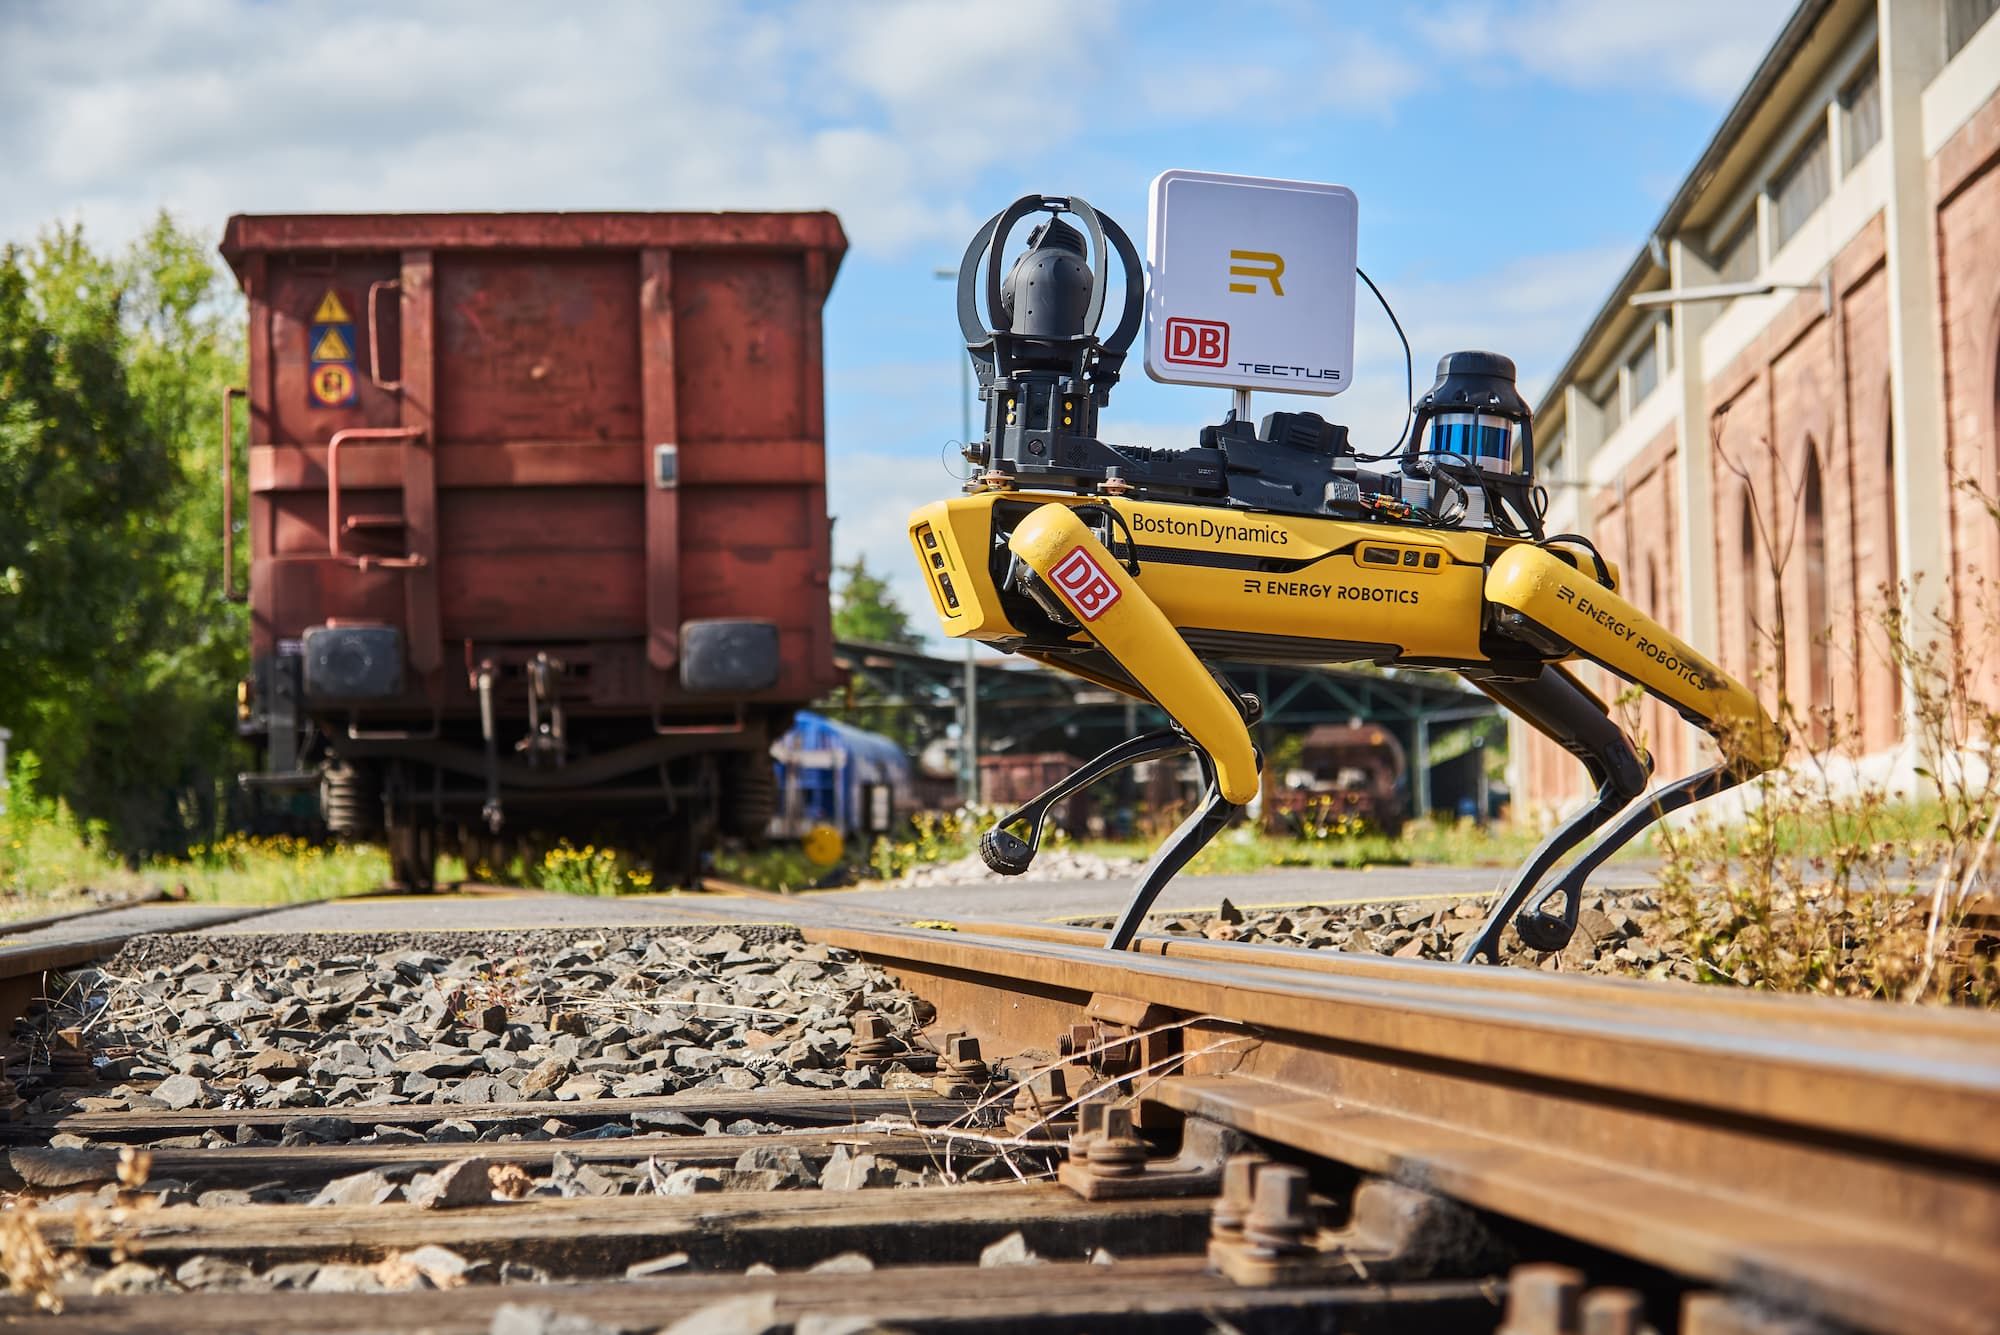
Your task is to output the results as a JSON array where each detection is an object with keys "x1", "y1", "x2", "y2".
[
  {"x1": 953, "y1": 916, "x2": 2000, "y2": 1039},
  {"x1": 806, "y1": 920, "x2": 2000, "y2": 1335}
]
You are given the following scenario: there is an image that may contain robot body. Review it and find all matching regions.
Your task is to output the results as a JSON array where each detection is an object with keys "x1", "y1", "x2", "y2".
[{"x1": 911, "y1": 194, "x2": 1782, "y2": 962}]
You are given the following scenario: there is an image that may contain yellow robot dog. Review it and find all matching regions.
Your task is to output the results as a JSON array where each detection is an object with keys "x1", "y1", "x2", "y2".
[{"x1": 910, "y1": 195, "x2": 1782, "y2": 963}]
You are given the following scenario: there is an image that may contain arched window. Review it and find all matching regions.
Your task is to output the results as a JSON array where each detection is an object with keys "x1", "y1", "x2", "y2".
[{"x1": 1801, "y1": 444, "x2": 1831, "y2": 745}]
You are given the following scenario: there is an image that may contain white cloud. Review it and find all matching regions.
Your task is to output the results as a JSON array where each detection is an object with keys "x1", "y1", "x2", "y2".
[
  {"x1": 1137, "y1": 30, "x2": 1424, "y2": 122},
  {"x1": 0, "y1": 0, "x2": 1117, "y2": 254},
  {"x1": 0, "y1": 0, "x2": 1466, "y2": 258},
  {"x1": 1424, "y1": 0, "x2": 1795, "y2": 101}
]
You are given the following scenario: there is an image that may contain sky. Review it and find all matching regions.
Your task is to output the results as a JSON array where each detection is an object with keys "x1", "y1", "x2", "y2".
[{"x1": 0, "y1": 0, "x2": 1794, "y2": 644}]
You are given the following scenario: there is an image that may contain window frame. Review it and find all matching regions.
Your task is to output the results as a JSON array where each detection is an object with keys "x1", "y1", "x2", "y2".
[
  {"x1": 1840, "y1": 54, "x2": 1882, "y2": 172},
  {"x1": 1769, "y1": 123, "x2": 1833, "y2": 252},
  {"x1": 1946, "y1": 0, "x2": 1999, "y2": 59},
  {"x1": 1712, "y1": 214, "x2": 1759, "y2": 287},
  {"x1": 1627, "y1": 331, "x2": 1661, "y2": 407}
]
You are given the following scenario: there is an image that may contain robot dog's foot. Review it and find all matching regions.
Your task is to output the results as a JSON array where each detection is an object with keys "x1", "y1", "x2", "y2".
[
  {"x1": 1458, "y1": 667, "x2": 1649, "y2": 965},
  {"x1": 1514, "y1": 902, "x2": 1581, "y2": 954},
  {"x1": 979, "y1": 827, "x2": 1035, "y2": 876},
  {"x1": 1506, "y1": 763, "x2": 1742, "y2": 954},
  {"x1": 978, "y1": 728, "x2": 1192, "y2": 878}
]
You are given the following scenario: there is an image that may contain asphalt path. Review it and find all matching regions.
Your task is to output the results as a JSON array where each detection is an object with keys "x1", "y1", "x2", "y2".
[{"x1": 182, "y1": 860, "x2": 1660, "y2": 937}]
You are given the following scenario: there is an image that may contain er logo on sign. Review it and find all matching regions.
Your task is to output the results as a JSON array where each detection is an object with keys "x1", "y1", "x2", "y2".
[
  {"x1": 1050, "y1": 546, "x2": 1121, "y2": 621},
  {"x1": 1227, "y1": 250, "x2": 1285, "y2": 296},
  {"x1": 1162, "y1": 318, "x2": 1228, "y2": 368}
]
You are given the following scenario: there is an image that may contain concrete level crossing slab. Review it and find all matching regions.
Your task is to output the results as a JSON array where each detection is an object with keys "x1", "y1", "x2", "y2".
[{"x1": 202, "y1": 861, "x2": 1657, "y2": 938}]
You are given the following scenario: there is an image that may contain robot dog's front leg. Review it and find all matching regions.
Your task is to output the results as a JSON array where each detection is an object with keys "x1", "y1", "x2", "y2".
[
  {"x1": 1005, "y1": 504, "x2": 1263, "y2": 948},
  {"x1": 979, "y1": 727, "x2": 1192, "y2": 876}
]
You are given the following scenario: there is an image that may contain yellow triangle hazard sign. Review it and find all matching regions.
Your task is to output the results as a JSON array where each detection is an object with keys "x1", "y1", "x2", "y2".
[
  {"x1": 311, "y1": 325, "x2": 354, "y2": 363},
  {"x1": 313, "y1": 290, "x2": 351, "y2": 324}
]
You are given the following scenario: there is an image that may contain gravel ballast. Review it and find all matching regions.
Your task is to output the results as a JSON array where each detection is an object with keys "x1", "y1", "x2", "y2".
[
  {"x1": 1079, "y1": 886, "x2": 1683, "y2": 976},
  {"x1": 27, "y1": 927, "x2": 939, "y2": 1121},
  {"x1": 8, "y1": 925, "x2": 1040, "y2": 1295}
]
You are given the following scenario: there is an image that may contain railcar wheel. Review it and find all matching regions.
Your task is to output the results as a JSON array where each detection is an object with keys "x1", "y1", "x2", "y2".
[
  {"x1": 720, "y1": 751, "x2": 777, "y2": 842},
  {"x1": 320, "y1": 762, "x2": 381, "y2": 839},
  {"x1": 652, "y1": 827, "x2": 707, "y2": 891},
  {"x1": 388, "y1": 822, "x2": 437, "y2": 893}
]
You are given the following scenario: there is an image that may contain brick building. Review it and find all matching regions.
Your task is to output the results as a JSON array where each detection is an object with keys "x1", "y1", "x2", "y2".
[{"x1": 1512, "y1": 0, "x2": 2000, "y2": 814}]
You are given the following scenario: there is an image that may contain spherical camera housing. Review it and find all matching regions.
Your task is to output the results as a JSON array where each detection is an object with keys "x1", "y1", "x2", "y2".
[{"x1": 954, "y1": 195, "x2": 1147, "y2": 491}]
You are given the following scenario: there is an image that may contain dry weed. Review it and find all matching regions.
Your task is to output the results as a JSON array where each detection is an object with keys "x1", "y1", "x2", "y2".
[{"x1": 1652, "y1": 434, "x2": 1998, "y2": 1004}]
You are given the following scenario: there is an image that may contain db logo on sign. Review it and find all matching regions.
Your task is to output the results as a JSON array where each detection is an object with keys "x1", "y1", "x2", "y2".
[
  {"x1": 1050, "y1": 546, "x2": 1122, "y2": 621},
  {"x1": 1163, "y1": 317, "x2": 1229, "y2": 368}
]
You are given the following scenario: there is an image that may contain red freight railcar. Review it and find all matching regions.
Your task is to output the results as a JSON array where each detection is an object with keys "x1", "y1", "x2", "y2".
[{"x1": 219, "y1": 212, "x2": 846, "y2": 888}]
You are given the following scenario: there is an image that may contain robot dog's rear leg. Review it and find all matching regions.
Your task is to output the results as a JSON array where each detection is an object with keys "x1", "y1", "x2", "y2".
[
  {"x1": 980, "y1": 728, "x2": 1192, "y2": 876},
  {"x1": 1511, "y1": 762, "x2": 1745, "y2": 950},
  {"x1": 1459, "y1": 667, "x2": 1651, "y2": 964},
  {"x1": 1105, "y1": 748, "x2": 1243, "y2": 951}
]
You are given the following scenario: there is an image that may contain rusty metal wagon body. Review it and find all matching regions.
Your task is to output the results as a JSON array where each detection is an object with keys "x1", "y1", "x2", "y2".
[{"x1": 220, "y1": 210, "x2": 846, "y2": 885}]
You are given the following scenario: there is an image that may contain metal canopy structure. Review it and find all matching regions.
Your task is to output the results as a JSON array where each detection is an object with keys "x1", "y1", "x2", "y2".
[{"x1": 826, "y1": 640, "x2": 1500, "y2": 817}]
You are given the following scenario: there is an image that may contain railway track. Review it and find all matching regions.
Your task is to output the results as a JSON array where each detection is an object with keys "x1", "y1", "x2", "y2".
[{"x1": 0, "y1": 899, "x2": 1992, "y2": 1334}]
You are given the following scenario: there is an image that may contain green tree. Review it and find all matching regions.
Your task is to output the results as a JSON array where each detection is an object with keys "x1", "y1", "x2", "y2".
[
  {"x1": 0, "y1": 227, "x2": 171, "y2": 808},
  {"x1": 831, "y1": 555, "x2": 920, "y2": 647},
  {"x1": 107, "y1": 214, "x2": 249, "y2": 847},
  {"x1": 0, "y1": 214, "x2": 246, "y2": 856}
]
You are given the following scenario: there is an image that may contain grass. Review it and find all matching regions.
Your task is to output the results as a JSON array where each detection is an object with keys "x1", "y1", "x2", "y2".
[
  {"x1": 711, "y1": 806, "x2": 1559, "y2": 892},
  {"x1": 1, "y1": 752, "x2": 386, "y2": 914},
  {"x1": 1634, "y1": 473, "x2": 2000, "y2": 1005},
  {"x1": 163, "y1": 833, "x2": 391, "y2": 904}
]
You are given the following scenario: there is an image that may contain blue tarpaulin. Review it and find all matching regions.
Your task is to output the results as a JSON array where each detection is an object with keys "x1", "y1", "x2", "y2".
[{"x1": 769, "y1": 711, "x2": 912, "y2": 838}]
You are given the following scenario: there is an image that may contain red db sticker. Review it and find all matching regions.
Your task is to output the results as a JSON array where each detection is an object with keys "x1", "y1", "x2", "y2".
[
  {"x1": 1051, "y1": 546, "x2": 1121, "y2": 621},
  {"x1": 1163, "y1": 317, "x2": 1229, "y2": 367}
]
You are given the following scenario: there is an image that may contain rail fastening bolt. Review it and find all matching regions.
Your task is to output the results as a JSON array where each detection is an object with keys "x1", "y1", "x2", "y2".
[
  {"x1": 1010, "y1": 1067, "x2": 1074, "y2": 1134},
  {"x1": 1069, "y1": 1100, "x2": 1107, "y2": 1162},
  {"x1": 50, "y1": 1028, "x2": 94, "y2": 1084},
  {"x1": 1580, "y1": 1287, "x2": 1645, "y2": 1335},
  {"x1": 1243, "y1": 1163, "x2": 1315, "y2": 1255},
  {"x1": 944, "y1": 1034, "x2": 989, "y2": 1084},
  {"x1": 1211, "y1": 1153, "x2": 1269, "y2": 1240},
  {"x1": 848, "y1": 1011, "x2": 898, "y2": 1064},
  {"x1": 1085, "y1": 1104, "x2": 1147, "y2": 1177},
  {"x1": 1500, "y1": 1264, "x2": 1584, "y2": 1335}
]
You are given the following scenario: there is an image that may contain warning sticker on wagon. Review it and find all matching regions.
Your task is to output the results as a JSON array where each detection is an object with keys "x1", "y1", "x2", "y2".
[
  {"x1": 310, "y1": 325, "x2": 355, "y2": 363},
  {"x1": 309, "y1": 361, "x2": 356, "y2": 407},
  {"x1": 307, "y1": 288, "x2": 360, "y2": 409},
  {"x1": 313, "y1": 290, "x2": 352, "y2": 324}
]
